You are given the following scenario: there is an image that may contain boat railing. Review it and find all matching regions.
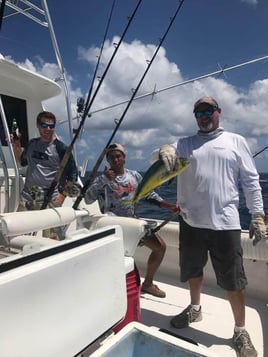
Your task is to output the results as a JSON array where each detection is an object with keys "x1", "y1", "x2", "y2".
[{"x1": 0, "y1": 96, "x2": 20, "y2": 212}]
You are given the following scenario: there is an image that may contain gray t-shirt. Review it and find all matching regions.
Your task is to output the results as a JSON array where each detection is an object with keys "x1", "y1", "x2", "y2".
[{"x1": 21, "y1": 139, "x2": 61, "y2": 202}]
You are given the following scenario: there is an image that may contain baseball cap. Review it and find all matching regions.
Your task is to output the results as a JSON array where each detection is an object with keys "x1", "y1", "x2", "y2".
[
  {"x1": 193, "y1": 96, "x2": 219, "y2": 112},
  {"x1": 106, "y1": 143, "x2": 125, "y2": 157}
]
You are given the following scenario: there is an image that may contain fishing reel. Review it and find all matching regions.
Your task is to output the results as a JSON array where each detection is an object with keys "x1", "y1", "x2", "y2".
[
  {"x1": 143, "y1": 219, "x2": 158, "y2": 236},
  {"x1": 30, "y1": 185, "x2": 46, "y2": 202},
  {"x1": 25, "y1": 185, "x2": 47, "y2": 210},
  {"x1": 77, "y1": 97, "x2": 85, "y2": 113}
]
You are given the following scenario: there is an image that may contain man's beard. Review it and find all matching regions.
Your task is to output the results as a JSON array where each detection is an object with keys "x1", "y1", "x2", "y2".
[{"x1": 199, "y1": 119, "x2": 213, "y2": 132}]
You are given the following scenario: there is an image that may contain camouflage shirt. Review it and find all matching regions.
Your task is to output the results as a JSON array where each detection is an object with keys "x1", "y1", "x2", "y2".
[{"x1": 85, "y1": 168, "x2": 163, "y2": 217}]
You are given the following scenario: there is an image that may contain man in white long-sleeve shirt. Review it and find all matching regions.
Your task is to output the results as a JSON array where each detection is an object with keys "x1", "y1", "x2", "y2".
[{"x1": 157, "y1": 97, "x2": 265, "y2": 357}]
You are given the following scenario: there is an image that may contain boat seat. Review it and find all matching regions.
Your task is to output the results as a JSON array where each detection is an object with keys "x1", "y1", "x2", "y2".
[
  {"x1": 0, "y1": 207, "x2": 88, "y2": 241},
  {"x1": 87, "y1": 215, "x2": 148, "y2": 257},
  {"x1": 9, "y1": 235, "x2": 58, "y2": 250}
]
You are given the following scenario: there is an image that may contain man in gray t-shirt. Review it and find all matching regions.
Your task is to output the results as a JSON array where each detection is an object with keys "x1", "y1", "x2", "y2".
[{"x1": 11, "y1": 111, "x2": 78, "y2": 237}]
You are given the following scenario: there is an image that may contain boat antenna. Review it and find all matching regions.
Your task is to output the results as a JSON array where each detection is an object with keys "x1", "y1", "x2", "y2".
[
  {"x1": 253, "y1": 145, "x2": 268, "y2": 158},
  {"x1": 73, "y1": 0, "x2": 186, "y2": 209},
  {"x1": 40, "y1": 0, "x2": 143, "y2": 210}
]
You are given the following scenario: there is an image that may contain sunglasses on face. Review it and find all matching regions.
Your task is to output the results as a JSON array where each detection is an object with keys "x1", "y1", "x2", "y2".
[
  {"x1": 194, "y1": 106, "x2": 217, "y2": 119},
  {"x1": 40, "y1": 122, "x2": 55, "y2": 129}
]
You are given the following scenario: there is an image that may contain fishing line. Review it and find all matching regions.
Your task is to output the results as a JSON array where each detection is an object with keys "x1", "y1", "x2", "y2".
[
  {"x1": 40, "y1": 0, "x2": 143, "y2": 210},
  {"x1": 73, "y1": 0, "x2": 186, "y2": 209}
]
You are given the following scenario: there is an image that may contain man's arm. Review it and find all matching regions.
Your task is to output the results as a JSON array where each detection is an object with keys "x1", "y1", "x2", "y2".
[
  {"x1": 145, "y1": 191, "x2": 179, "y2": 212},
  {"x1": 159, "y1": 200, "x2": 180, "y2": 212},
  {"x1": 85, "y1": 173, "x2": 109, "y2": 204}
]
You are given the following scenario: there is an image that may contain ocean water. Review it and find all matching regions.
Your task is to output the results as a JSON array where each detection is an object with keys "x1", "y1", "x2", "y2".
[
  {"x1": 84, "y1": 172, "x2": 268, "y2": 229},
  {"x1": 136, "y1": 172, "x2": 268, "y2": 230}
]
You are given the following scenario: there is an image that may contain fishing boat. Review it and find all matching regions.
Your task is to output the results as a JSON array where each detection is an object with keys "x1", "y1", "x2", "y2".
[{"x1": 0, "y1": 1, "x2": 267, "y2": 356}]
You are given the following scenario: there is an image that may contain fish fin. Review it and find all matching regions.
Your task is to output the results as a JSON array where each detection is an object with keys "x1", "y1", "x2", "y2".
[
  {"x1": 121, "y1": 199, "x2": 133, "y2": 205},
  {"x1": 121, "y1": 198, "x2": 139, "y2": 206}
]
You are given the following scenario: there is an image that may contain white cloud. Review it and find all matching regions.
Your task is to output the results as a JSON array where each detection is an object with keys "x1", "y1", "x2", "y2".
[
  {"x1": 5, "y1": 35, "x2": 268, "y2": 172},
  {"x1": 74, "y1": 38, "x2": 268, "y2": 172}
]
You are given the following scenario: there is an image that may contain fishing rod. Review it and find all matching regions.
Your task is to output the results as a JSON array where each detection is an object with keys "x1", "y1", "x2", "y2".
[
  {"x1": 81, "y1": 54, "x2": 268, "y2": 116},
  {"x1": 82, "y1": 0, "x2": 116, "y2": 114},
  {"x1": 73, "y1": 0, "x2": 185, "y2": 209},
  {"x1": 146, "y1": 210, "x2": 181, "y2": 236},
  {"x1": 253, "y1": 145, "x2": 268, "y2": 158},
  {"x1": 75, "y1": 0, "x2": 116, "y2": 140},
  {"x1": 40, "y1": 0, "x2": 143, "y2": 210},
  {"x1": 80, "y1": 0, "x2": 142, "y2": 121},
  {"x1": 0, "y1": 0, "x2": 6, "y2": 30}
]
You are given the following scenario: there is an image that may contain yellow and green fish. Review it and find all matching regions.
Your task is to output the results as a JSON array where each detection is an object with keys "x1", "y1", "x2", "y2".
[{"x1": 132, "y1": 157, "x2": 190, "y2": 205}]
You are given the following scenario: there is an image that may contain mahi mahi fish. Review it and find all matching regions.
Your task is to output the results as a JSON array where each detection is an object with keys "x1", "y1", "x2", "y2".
[{"x1": 132, "y1": 157, "x2": 190, "y2": 204}]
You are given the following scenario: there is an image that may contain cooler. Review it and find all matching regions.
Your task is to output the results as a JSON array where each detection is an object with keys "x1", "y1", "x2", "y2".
[
  {"x1": 91, "y1": 322, "x2": 219, "y2": 357},
  {"x1": 113, "y1": 265, "x2": 141, "y2": 333}
]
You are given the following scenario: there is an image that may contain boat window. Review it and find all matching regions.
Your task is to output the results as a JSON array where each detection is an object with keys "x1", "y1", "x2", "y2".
[{"x1": 0, "y1": 95, "x2": 28, "y2": 147}]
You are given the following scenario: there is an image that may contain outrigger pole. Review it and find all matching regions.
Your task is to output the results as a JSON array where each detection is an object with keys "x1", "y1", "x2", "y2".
[
  {"x1": 41, "y1": 0, "x2": 143, "y2": 210},
  {"x1": 73, "y1": 0, "x2": 186, "y2": 209},
  {"x1": 86, "y1": 54, "x2": 268, "y2": 116}
]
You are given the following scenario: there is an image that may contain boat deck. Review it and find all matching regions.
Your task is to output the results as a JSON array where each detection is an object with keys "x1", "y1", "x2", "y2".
[
  {"x1": 135, "y1": 247, "x2": 267, "y2": 357},
  {"x1": 140, "y1": 281, "x2": 267, "y2": 356}
]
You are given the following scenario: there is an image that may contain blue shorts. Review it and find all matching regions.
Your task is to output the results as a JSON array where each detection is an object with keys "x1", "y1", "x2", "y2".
[{"x1": 179, "y1": 218, "x2": 248, "y2": 291}]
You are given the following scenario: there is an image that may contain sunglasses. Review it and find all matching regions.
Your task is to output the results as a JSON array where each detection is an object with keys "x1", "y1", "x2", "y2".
[
  {"x1": 194, "y1": 107, "x2": 217, "y2": 119},
  {"x1": 40, "y1": 122, "x2": 55, "y2": 129}
]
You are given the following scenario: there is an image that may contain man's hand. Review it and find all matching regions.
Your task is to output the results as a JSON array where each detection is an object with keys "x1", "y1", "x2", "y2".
[
  {"x1": 249, "y1": 214, "x2": 266, "y2": 246},
  {"x1": 49, "y1": 197, "x2": 63, "y2": 208},
  {"x1": 103, "y1": 166, "x2": 115, "y2": 181},
  {"x1": 10, "y1": 132, "x2": 21, "y2": 144},
  {"x1": 159, "y1": 144, "x2": 177, "y2": 172},
  {"x1": 160, "y1": 201, "x2": 180, "y2": 213},
  {"x1": 62, "y1": 182, "x2": 81, "y2": 197},
  {"x1": 10, "y1": 133, "x2": 23, "y2": 165}
]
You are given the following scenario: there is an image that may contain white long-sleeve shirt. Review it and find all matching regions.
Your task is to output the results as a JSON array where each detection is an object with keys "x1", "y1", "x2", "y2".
[{"x1": 165, "y1": 129, "x2": 264, "y2": 230}]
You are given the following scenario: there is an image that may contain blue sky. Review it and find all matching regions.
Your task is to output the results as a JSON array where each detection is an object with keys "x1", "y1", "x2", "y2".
[{"x1": 1, "y1": 0, "x2": 268, "y2": 173}]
